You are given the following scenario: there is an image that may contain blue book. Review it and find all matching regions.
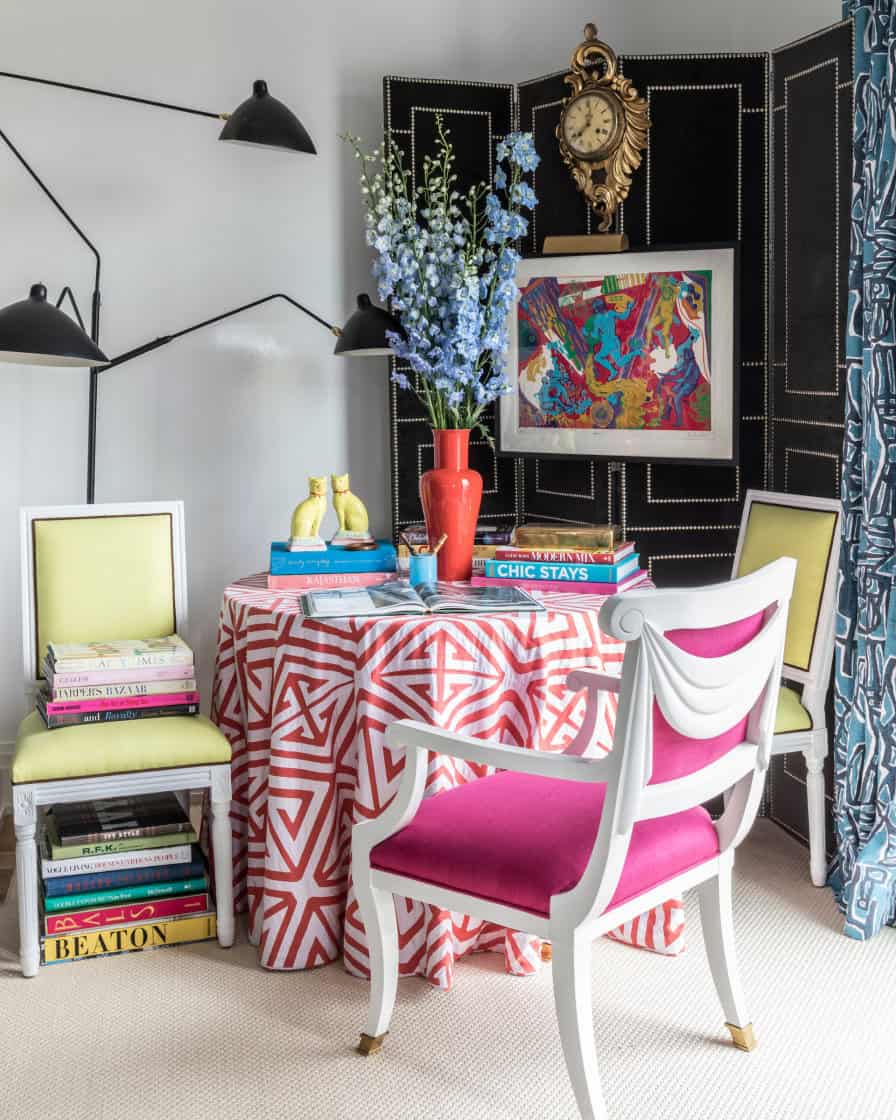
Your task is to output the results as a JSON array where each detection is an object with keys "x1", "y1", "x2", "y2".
[
  {"x1": 483, "y1": 555, "x2": 639, "y2": 584},
  {"x1": 43, "y1": 846, "x2": 206, "y2": 897},
  {"x1": 270, "y1": 540, "x2": 397, "y2": 575}
]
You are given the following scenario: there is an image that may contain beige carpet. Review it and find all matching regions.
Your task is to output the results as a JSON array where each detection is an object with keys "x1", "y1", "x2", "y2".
[{"x1": 0, "y1": 819, "x2": 891, "y2": 1120}]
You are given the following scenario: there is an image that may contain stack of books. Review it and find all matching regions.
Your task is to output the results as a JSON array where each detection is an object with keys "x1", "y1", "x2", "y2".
[
  {"x1": 471, "y1": 523, "x2": 648, "y2": 595},
  {"x1": 40, "y1": 792, "x2": 216, "y2": 965},
  {"x1": 37, "y1": 636, "x2": 199, "y2": 729},
  {"x1": 268, "y1": 539, "x2": 398, "y2": 590},
  {"x1": 397, "y1": 522, "x2": 513, "y2": 575}
]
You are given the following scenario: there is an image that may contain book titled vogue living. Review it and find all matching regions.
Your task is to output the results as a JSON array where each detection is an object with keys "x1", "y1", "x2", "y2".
[
  {"x1": 40, "y1": 834, "x2": 195, "y2": 879},
  {"x1": 41, "y1": 912, "x2": 217, "y2": 964},
  {"x1": 299, "y1": 580, "x2": 543, "y2": 620},
  {"x1": 46, "y1": 635, "x2": 194, "y2": 673},
  {"x1": 44, "y1": 846, "x2": 205, "y2": 895}
]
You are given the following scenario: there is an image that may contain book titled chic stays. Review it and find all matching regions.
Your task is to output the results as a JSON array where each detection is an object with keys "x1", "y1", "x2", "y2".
[{"x1": 482, "y1": 556, "x2": 639, "y2": 584}]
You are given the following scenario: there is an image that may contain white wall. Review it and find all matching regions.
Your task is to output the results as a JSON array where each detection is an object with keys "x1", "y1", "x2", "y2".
[{"x1": 0, "y1": 0, "x2": 840, "y2": 751}]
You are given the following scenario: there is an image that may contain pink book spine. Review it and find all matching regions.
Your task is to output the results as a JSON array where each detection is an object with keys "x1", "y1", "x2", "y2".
[
  {"x1": 267, "y1": 571, "x2": 398, "y2": 589},
  {"x1": 470, "y1": 572, "x2": 648, "y2": 595},
  {"x1": 44, "y1": 691, "x2": 200, "y2": 715},
  {"x1": 45, "y1": 892, "x2": 211, "y2": 934},
  {"x1": 48, "y1": 665, "x2": 194, "y2": 687}
]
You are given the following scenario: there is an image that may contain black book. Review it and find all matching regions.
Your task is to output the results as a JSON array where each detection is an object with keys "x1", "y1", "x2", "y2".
[{"x1": 50, "y1": 792, "x2": 192, "y2": 846}]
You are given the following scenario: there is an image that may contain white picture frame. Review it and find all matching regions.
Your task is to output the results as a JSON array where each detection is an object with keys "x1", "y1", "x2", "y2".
[{"x1": 497, "y1": 244, "x2": 739, "y2": 464}]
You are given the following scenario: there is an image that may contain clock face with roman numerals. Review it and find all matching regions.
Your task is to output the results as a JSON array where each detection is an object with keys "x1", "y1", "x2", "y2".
[{"x1": 560, "y1": 89, "x2": 623, "y2": 161}]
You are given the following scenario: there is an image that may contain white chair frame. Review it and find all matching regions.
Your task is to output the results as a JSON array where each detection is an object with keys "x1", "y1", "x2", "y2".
[
  {"x1": 352, "y1": 559, "x2": 796, "y2": 1120},
  {"x1": 732, "y1": 489, "x2": 841, "y2": 886},
  {"x1": 13, "y1": 501, "x2": 234, "y2": 977}
]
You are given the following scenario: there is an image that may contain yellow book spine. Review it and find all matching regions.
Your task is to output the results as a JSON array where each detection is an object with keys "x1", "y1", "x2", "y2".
[{"x1": 42, "y1": 913, "x2": 216, "y2": 963}]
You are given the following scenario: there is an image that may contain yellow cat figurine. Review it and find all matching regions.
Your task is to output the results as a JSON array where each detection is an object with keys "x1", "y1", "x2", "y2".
[
  {"x1": 331, "y1": 473, "x2": 372, "y2": 541},
  {"x1": 288, "y1": 475, "x2": 328, "y2": 550}
]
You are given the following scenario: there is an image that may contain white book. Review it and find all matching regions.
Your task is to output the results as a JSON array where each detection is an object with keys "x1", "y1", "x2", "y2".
[
  {"x1": 50, "y1": 678, "x2": 198, "y2": 701},
  {"x1": 40, "y1": 836, "x2": 194, "y2": 879}
]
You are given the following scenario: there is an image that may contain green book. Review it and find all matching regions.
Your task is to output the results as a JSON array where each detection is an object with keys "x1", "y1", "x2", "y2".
[
  {"x1": 43, "y1": 874, "x2": 209, "y2": 913},
  {"x1": 46, "y1": 814, "x2": 198, "y2": 860}
]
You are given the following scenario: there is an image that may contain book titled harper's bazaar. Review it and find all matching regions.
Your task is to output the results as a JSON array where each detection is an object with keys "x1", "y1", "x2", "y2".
[{"x1": 41, "y1": 912, "x2": 217, "y2": 964}]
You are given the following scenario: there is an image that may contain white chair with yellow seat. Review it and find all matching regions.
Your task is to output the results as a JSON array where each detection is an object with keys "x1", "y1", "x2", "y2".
[
  {"x1": 12, "y1": 501, "x2": 234, "y2": 976},
  {"x1": 732, "y1": 489, "x2": 841, "y2": 886}
]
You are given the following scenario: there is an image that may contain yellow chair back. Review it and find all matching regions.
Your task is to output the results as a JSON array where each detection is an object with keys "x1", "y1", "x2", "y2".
[
  {"x1": 735, "y1": 499, "x2": 838, "y2": 672},
  {"x1": 31, "y1": 512, "x2": 178, "y2": 678}
]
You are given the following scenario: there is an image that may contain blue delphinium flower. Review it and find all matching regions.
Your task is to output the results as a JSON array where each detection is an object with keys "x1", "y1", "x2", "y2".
[{"x1": 344, "y1": 117, "x2": 539, "y2": 438}]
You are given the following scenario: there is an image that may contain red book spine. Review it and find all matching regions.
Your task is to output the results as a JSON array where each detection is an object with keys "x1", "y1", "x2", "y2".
[
  {"x1": 494, "y1": 544, "x2": 634, "y2": 563},
  {"x1": 44, "y1": 691, "x2": 199, "y2": 714},
  {"x1": 470, "y1": 572, "x2": 648, "y2": 595},
  {"x1": 267, "y1": 571, "x2": 398, "y2": 589},
  {"x1": 44, "y1": 892, "x2": 211, "y2": 934}
]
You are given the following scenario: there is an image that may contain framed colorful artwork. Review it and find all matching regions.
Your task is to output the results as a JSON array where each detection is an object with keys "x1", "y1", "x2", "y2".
[{"x1": 497, "y1": 244, "x2": 739, "y2": 464}]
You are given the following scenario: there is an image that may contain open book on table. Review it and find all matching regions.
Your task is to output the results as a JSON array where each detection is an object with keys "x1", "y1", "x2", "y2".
[{"x1": 299, "y1": 580, "x2": 544, "y2": 620}]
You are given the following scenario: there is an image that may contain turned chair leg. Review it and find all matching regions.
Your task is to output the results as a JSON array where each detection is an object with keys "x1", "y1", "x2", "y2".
[
  {"x1": 551, "y1": 932, "x2": 608, "y2": 1120},
  {"x1": 356, "y1": 882, "x2": 398, "y2": 1055},
  {"x1": 210, "y1": 767, "x2": 235, "y2": 948},
  {"x1": 697, "y1": 860, "x2": 755, "y2": 1051},
  {"x1": 13, "y1": 789, "x2": 40, "y2": 978},
  {"x1": 804, "y1": 746, "x2": 828, "y2": 887}
]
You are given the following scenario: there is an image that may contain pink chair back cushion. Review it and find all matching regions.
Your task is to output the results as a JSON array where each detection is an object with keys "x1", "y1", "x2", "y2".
[
  {"x1": 370, "y1": 770, "x2": 719, "y2": 919},
  {"x1": 651, "y1": 611, "x2": 766, "y2": 784}
]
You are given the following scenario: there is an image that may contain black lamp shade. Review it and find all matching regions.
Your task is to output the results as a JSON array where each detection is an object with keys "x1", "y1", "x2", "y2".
[
  {"x1": 0, "y1": 284, "x2": 109, "y2": 366},
  {"x1": 334, "y1": 294, "x2": 404, "y2": 357},
  {"x1": 219, "y1": 79, "x2": 316, "y2": 155}
]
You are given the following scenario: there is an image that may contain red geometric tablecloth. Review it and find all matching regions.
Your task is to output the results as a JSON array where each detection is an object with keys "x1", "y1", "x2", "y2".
[{"x1": 210, "y1": 575, "x2": 684, "y2": 988}]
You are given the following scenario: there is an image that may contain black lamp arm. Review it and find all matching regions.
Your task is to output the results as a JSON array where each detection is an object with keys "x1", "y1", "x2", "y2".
[
  {"x1": 101, "y1": 293, "x2": 339, "y2": 371},
  {"x1": 0, "y1": 70, "x2": 222, "y2": 120},
  {"x1": 55, "y1": 286, "x2": 87, "y2": 331}
]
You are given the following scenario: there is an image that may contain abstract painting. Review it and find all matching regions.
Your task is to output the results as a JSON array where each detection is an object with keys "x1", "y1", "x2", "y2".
[{"x1": 498, "y1": 246, "x2": 737, "y2": 463}]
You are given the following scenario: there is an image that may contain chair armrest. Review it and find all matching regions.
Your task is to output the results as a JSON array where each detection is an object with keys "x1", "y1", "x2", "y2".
[
  {"x1": 563, "y1": 669, "x2": 621, "y2": 757},
  {"x1": 384, "y1": 720, "x2": 612, "y2": 783}
]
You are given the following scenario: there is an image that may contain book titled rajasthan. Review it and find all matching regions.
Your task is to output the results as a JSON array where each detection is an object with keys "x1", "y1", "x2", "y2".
[
  {"x1": 47, "y1": 634, "x2": 193, "y2": 673},
  {"x1": 44, "y1": 892, "x2": 211, "y2": 934},
  {"x1": 512, "y1": 523, "x2": 623, "y2": 550},
  {"x1": 43, "y1": 874, "x2": 209, "y2": 912},
  {"x1": 269, "y1": 540, "x2": 397, "y2": 576},
  {"x1": 267, "y1": 571, "x2": 398, "y2": 590},
  {"x1": 41, "y1": 912, "x2": 217, "y2": 964},
  {"x1": 483, "y1": 557, "x2": 639, "y2": 584}
]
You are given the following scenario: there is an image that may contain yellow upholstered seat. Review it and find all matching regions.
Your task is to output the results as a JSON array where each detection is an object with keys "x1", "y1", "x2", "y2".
[
  {"x1": 775, "y1": 685, "x2": 813, "y2": 735},
  {"x1": 12, "y1": 711, "x2": 231, "y2": 784}
]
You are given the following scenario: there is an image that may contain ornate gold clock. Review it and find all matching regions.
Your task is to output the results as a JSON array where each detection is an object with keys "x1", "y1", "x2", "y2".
[{"x1": 556, "y1": 23, "x2": 650, "y2": 234}]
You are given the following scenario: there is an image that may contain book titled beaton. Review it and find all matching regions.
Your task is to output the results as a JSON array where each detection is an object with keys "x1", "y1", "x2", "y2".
[
  {"x1": 50, "y1": 792, "x2": 192, "y2": 847},
  {"x1": 46, "y1": 635, "x2": 193, "y2": 673},
  {"x1": 44, "y1": 846, "x2": 204, "y2": 895},
  {"x1": 270, "y1": 540, "x2": 397, "y2": 576},
  {"x1": 43, "y1": 875, "x2": 210, "y2": 913},
  {"x1": 41, "y1": 912, "x2": 217, "y2": 964}
]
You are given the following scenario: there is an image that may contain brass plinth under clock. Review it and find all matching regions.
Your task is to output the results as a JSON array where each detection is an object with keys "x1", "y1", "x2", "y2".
[{"x1": 545, "y1": 22, "x2": 650, "y2": 255}]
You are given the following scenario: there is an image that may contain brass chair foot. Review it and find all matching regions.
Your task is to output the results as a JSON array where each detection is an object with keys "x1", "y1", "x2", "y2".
[
  {"x1": 357, "y1": 1032, "x2": 388, "y2": 1055},
  {"x1": 726, "y1": 1022, "x2": 757, "y2": 1052},
  {"x1": 540, "y1": 942, "x2": 553, "y2": 963}
]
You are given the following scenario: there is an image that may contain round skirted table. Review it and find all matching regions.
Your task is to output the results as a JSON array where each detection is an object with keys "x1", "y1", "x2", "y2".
[{"x1": 210, "y1": 574, "x2": 684, "y2": 989}]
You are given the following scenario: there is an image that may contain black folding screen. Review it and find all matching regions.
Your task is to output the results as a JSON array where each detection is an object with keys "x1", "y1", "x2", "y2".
[{"x1": 383, "y1": 20, "x2": 853, "y2": 844}]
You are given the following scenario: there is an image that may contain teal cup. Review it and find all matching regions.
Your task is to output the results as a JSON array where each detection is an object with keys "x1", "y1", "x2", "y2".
[{"x1": 408, "y1": 552, "x2": 438, "y2": 586}]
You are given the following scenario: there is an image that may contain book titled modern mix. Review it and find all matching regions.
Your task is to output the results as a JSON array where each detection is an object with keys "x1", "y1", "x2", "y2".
[
  {"x1": 37, "y1": 635, "x2": 199, "y2": 729},
  {"x1": 39, "y1": 791, "x2": 216, "y2": 963}
]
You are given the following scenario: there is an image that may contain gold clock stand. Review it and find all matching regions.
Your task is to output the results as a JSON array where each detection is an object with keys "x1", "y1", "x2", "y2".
[{"x1": 542, "y1": 232, "x2": 629, "y2": 255}]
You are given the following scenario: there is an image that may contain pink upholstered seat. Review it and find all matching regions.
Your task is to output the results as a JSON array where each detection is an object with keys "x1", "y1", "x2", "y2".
[{"x1": 371, "y1": 770, "x2": 720, "y2": 918}]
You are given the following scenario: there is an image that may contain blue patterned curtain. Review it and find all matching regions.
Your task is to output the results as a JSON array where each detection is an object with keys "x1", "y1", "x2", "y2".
[{"x1": 830, "y1": 0, "x2": 896, "y2": 939}]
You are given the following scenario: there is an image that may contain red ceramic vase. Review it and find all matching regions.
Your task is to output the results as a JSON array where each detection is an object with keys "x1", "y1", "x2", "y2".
[{"x1": 419, "y1": 429, "x2": 483, "y2": 582}]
